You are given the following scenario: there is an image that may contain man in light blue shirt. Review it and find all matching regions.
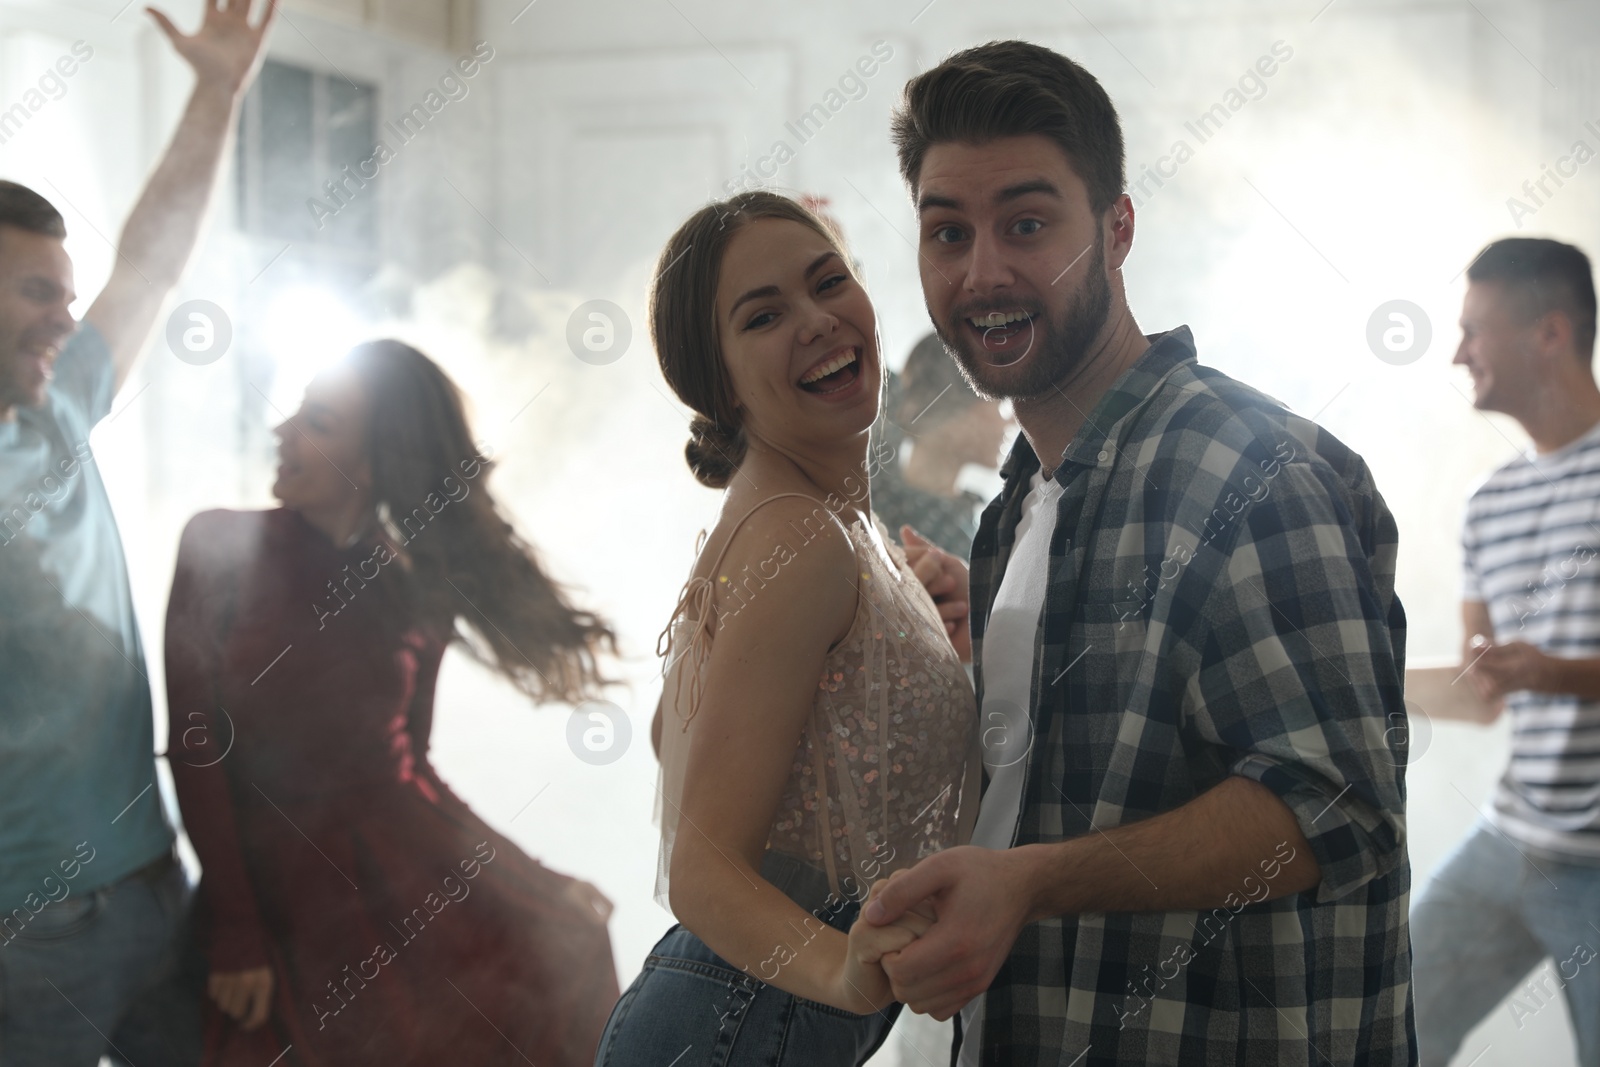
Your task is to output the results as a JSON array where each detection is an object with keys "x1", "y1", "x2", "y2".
[{"x1": 0, "y1": 4, "x2": 274, "y2": 1063}]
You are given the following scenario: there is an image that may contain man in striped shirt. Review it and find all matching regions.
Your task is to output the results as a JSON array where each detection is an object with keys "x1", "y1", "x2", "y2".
[{"x1": 1413, "y1": 237, "x2": 1600, "y2": 1066}]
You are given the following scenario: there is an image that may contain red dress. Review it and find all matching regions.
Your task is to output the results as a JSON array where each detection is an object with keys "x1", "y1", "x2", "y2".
[{"x1": 165, "y1": 508, "x2": 619, "y2": 1066}]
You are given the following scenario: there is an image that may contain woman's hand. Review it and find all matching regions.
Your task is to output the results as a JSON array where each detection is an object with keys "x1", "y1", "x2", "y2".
[
  {"x1": 836, "y1": 878, "x2": 934, "y2": 1014},
  {"x1": 209, "y1": 966, "x2": 273, "y2": 1030}
]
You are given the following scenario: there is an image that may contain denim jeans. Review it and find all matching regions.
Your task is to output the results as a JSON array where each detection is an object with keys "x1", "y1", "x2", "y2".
[
  {"x1": 0, "y1": 852, "x2": 204, "y2": 1067},
  {"x1": 595, "y1": 851, "x2": 901, "y2": 1067},
  {"x1": 1412, "y1": 820, "x2": 1600, "y2": 1067}
]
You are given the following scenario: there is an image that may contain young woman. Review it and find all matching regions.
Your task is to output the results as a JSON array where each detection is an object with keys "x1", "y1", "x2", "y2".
[
  {"x1": 595, "y1": 192, "x2": 982, "y2": 1065},
  {"x1": 165, "y1": 340, "x2": 620, "y2": 1065}
]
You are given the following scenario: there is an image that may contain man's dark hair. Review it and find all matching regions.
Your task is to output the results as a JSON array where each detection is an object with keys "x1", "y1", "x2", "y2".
[
  {"x1": 891, "y1": 40, "x2": 1126, "y2": 215},
  {"x1": 1467, "y1": 237, "x2": 1596, "y2": 360},
  {"x1": 0, "y1": 180, "x2": 66, "y2": 239}
]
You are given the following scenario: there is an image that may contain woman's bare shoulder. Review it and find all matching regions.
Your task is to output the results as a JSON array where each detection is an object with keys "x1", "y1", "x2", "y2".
[{"x1": 695, "y1": 489, "x2": 860, "y2": 643}]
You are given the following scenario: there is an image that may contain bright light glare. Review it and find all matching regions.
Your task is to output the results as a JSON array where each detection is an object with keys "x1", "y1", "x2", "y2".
[{"x1": 263, "y1": 286, "x2": 367, "y2": 406}]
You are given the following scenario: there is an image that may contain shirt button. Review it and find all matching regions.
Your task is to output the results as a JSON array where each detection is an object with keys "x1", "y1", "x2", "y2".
[{"x1": 1097, "y1": 450, "x2": 1109, "y2": 462}]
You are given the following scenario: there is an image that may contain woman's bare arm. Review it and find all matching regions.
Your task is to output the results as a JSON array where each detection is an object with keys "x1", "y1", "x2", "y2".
[{"x1": 665, "y1": 500, "x2": 913, "y2": 1011}]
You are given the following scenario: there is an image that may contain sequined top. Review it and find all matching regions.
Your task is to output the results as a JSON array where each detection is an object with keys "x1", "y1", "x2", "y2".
[{"x1": 654, "y1": 494, "x2": 981, "y2": 906}]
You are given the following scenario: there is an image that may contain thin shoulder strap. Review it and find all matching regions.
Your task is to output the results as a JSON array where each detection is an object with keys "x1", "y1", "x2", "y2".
[
  {"x1": 703, "y1": 492, "x2": 854, "y2": 577},
  {"x1": 656, "y1": 493, "x2": 856, "y2": 732}
]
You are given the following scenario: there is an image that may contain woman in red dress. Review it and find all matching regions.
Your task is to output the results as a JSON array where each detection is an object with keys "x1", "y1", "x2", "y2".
[{"x1": 165, "y1": 340, "x2": 620, "y2": 1065}]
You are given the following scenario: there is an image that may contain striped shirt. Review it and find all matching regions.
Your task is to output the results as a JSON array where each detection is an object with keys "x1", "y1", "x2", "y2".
[
  {"x1": 967, "y1": 325, "x2": 1414, "y2": 1066},
  {"x1": 1463, "y1": 418, "x2": 1600, "y2": 864}
]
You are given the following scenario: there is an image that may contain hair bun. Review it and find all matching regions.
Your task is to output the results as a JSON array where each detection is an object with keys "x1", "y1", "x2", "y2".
[{"x1": 685, "y1": 414, "x2": 746, "y2": 489}]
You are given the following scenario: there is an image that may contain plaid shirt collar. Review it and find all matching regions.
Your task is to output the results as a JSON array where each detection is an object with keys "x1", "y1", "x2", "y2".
[{"x1": 997, "y1": 324, "x2": 1198, "y2": 487}]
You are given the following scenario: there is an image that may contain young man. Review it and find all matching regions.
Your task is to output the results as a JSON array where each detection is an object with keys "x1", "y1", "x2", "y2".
[
  {"x1": 0, "y1": 2, "x2": 274, "y2": 1062},
  {"x1": 1412, "y1": 237, "x2": 1600, "y2": 1067},
  {"x1": 867, "y1": 41, "x2": 1414, "y2": 1065}
]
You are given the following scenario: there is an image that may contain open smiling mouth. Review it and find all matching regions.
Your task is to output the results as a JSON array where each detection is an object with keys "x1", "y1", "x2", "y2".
[
  {"x1": 798, "y1": 347, "x2": 862, "y2": 395},
  {"x1": 966, "y1": 310, "x2": 1037, "y2": 367}
]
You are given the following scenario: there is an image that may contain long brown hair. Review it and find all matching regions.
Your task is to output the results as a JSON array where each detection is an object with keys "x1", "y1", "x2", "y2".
[
  {"x1": 649, "y1": 191, "x2": 853, "y2": 489},
  {"x1": 340, "y1": 339, "x2": 615, "y2": 704}
]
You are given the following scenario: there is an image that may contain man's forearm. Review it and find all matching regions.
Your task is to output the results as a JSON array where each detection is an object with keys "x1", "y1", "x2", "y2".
[
  {"x1": 1016, "y1": 776, "x2": 1320, "y2": 924},
  {"x1": 89, "y1": 69, "x2": 249, "y2": 390},
  {"x1": 118, "y1": 79, "x2": 240, "y2": 288},
  {"x1": 1543, "y1": 654, "x2": 1600, "y2": 701}
]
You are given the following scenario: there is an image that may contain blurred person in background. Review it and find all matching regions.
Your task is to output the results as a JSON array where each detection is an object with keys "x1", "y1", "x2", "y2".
[
  {"x1": 873, "y1": 331, "x2": 1011, "y2": 559},
  {"x1": 164, "y1": 340, "x2": 620, "y2": 1065},
  {"x1": 0, "y1": 3, "x2": 275, "y2": 1063},
  {"x1": 1416, "y1": 236, "x2": 1600, "y2": 1067}
]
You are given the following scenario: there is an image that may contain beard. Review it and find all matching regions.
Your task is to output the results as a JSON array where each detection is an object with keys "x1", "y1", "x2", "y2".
[{"x1": 931, "y1": 239, "x2": 1112, "y2": 403}]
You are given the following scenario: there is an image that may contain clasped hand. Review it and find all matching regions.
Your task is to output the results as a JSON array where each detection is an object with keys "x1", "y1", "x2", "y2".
[
  {"x1": 1464, "y1": 634, "x2": 1549, "y2": 708},
  {"x1": 844, "y1": 847, "x2": 1033, "y2": 1020}
]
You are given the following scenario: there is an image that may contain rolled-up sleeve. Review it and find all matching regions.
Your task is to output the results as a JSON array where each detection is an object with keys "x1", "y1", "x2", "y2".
[{"x1": 1181, "y1": 458, "x2": 1407, "y2": 904}]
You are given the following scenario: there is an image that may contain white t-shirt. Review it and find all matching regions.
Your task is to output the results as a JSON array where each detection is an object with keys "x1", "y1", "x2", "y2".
[{"x1": 959, "y1": 470, "x2": 1059, "y2": 1064}]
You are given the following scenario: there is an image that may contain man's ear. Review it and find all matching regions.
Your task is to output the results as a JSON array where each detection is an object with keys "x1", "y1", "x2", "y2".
[
  {"x1": 1107, "y1": 195, "x2": 1135, "y2": 268},
  {"x1": 1526, "y1": 309, "x2": 1571, "y2": 367}
]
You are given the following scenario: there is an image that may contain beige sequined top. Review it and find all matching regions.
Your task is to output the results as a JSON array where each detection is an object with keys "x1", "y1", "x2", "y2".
[{"x1": 654, "y1": 493, "x2": 981, "y2": 907}]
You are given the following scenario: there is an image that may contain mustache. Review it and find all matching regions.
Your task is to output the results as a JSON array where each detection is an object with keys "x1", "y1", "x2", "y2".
[{"x1": 951, "y1": 301, "x2": 1043, "y2": 322}]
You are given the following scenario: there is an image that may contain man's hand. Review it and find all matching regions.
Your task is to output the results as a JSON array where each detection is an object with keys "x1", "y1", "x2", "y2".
[
  {"x1": 209, "y1": 965, "x2": 273, "y2": 1031},
  {"x1": 835, "y1": 878, "x2": 935, "y2": 1013},
  {"x1": 1470, "y1": 639, "x2": 1553, "y2": 701},
  {"x1": 900, "y1": 526, "x2": 972, "y2": 662},
  {"x1": 147, "y1": 0, "x2": 278, "y2": 96},
  {"x1": 863, "y1": 846, "x2": 1032, "y2": 1020}
]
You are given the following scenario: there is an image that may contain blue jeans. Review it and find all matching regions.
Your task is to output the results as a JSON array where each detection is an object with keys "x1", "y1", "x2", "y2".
[
  {"x1": 0, "y1": 851, "x2": 204, "y2": 1067},
  {"x1": 1412, "y1": 820, "x2": 1600, "y2": 1067},
  {"x1": 595, "y1": 852, "x2": 901, "y2": 1067}
]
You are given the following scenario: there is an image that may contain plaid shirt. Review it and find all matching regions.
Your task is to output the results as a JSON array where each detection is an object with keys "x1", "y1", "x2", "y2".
[{"x1": 967, "y1": 326, "x2": 1415, "y2": 1066}]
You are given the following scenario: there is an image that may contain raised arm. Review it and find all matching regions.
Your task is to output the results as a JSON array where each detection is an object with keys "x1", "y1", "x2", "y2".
[{"x1": 86, "y1": 0, "x2": 276, "y2": 393}]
